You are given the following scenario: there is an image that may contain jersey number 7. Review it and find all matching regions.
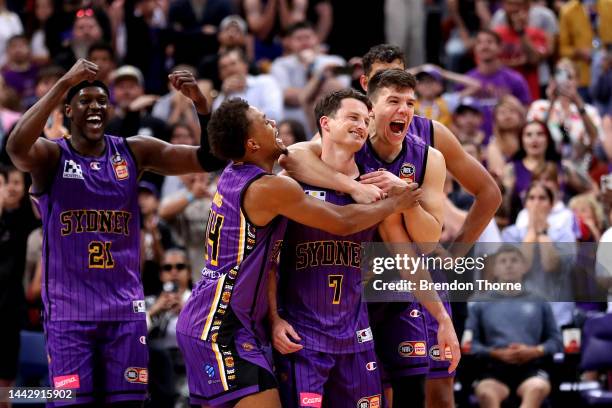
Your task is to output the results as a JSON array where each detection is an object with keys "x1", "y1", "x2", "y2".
[{"x1": 328, "y1": 274, "x2": 343, "y2": 304}]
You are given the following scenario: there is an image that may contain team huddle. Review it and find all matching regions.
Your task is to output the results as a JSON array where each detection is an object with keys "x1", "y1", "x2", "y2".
[{"x1": 7, "y1": 44, "x2": 501, "y2": 408}]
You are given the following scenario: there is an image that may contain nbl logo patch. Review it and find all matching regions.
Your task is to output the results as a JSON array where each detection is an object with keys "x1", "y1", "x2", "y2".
[
  {"x1": 429, "y1": 345, "x2": 453, "y2": 361},
  {"x1": 124, "y1": 367, "x2": 148, "y2": 384},
  {"x1": 63, "y1": 160, "x2": 84, "y2": 179},
  {"x1": 399, "y1": 162, "x2": 415, "y2": 183},
  {"x1": 357, "y1": 394, "x2": 381, "y2": 408},
  {"x1": 398, "y1": 341, "x2": 427, "y2": 357}
]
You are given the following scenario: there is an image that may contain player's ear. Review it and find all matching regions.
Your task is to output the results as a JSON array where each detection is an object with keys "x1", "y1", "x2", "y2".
[
  {"x1": 64, "y1": 104, "x2": 72, "y2": 118},
  {"x1": 246, "y1": 137, "x2": 260, "y2": 152},
  {"x1": 359, "y1": 74, "x2": 368, "y2": 93},
  {"x1": 320, "y1": 116, "x2": 330, "y2": 134}
]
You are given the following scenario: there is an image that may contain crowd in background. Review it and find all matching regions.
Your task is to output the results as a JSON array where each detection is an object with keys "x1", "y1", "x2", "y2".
[{"x1": 0, "y1": 0, "x2": 612, "y2": 406}]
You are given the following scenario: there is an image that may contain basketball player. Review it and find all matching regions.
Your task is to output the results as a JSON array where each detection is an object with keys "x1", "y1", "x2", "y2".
[
  {"x1": 281, "y1": 45, "x2": 501, "y2": 408},
  {"x1": 6, "y1": 59, "x2": 224, "y2": 406},
  {"x1": 175, "y1": 97, "x2": 424, "y2": 407}
]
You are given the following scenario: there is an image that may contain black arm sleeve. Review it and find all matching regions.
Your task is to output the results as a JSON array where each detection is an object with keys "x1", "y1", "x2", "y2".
[{"x1": 196, "y1": 113, "x2": 227, "y2": 172}]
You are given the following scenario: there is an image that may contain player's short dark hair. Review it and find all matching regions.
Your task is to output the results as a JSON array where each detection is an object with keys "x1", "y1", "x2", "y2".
[
  {"x1": 87, "y1": 41, "x2": 116, "y2": 61},
  {"x1": 362, "y1": 44, "x2": 405, "y2": 77},
  {"x1": 7, "y1": 34, "x2": 28, "y2": 47},
  {"x1": 66, "y1": 80, "x2": 110, "y2": 104},
  {"x1": 207, "y1": 98, "x2": 251, "y2": 161},
  {"x1": 367, "y1": 69, "x2": 416, "y2": 102},
  {"x1": 477, "y1": 29, "x2": 502, "y2": 44},
  {"x1": 286, "y1": 21, "x2": 314, "y2": 36},
  {"x1": 314, "y1": 89, "x2": 372, "y2": 135}
]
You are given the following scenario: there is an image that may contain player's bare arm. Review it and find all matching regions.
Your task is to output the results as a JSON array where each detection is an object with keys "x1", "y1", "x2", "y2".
[
  {"x1": 243, "y1": 174, "x2": 421, "y2": 235},
  {"x1": 128, "y1": 70, "x2": 219, "y2": 175},
  {"x1": 268, "y1": 268, "x2": 303, "y2": 355},
  {"x1": 378, "y1": 214, "x2": 461, "y2": 373},
  {"x1": 7, "y1": 59, "x2": 98, "y2": 190},
  {"x1": 432, "y1": 121, "x2": 501, "y2": 250},
  {"x1": 279, "y1": 141, "x2": 384, "y2": 203}
]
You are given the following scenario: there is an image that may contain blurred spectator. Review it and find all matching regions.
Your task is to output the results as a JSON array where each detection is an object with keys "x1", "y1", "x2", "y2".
[
  {"x1": 491, "y1": 0, "x2": 558, "y2": 98},
  {"x1": 23, "y1": 64, "x2": 64, "y2": 109},
  {"x1": 168, "y1": 0, "x2": 234, "y2": 67},
  {"x1": 115, "y1": 0, "x2": 170, "y2": 94},
  {"x1": 152, "y1": 64, "x2": 201, "y2": 139},
  {"x1": 270, "y1": 20, "x2": 346, "y2": 134},
  {"x1": 159, "y1": 173, "x2": 213, "y2": 279},
  {"x1": 486, "y1": 95, "x2": 526, "y2": 178},
  {"x1": 305, "y1": 0, "x2": 333, "y2": 44},
  {"x1": 211, "y1": 47, "x2": 283, "y2": 121},
  {"x1": 596, "y1": 194, "x2": 612, "y2": 307},
  {"x1": 570, "y1": 193, "x2": 604, "y2": 243},
  {"x1": 464, "y1": 29, "x2": 531, "y2": 138},
  {"x1": 278, "y1": 118, "x2": 307, "y2": 146},
  {"x1": 139, "y1": 181, "x2": 174, "y2": 296},
  {"x1": 493, "y1": 0, "x2": 550, "y2": 100},
  {"x1": 0, "y1": 166, "x2": 39, "y2": 392},
  {"x1": 528, "y1": 58, "x2": 603, "y2": 154},
  {"x1": 444, "y1": 0, "x2": 491, "y2": 73},
  {"x1": 243, "y1": 0, "x2": 283, "y2": 62},
  {"x1": 451, "y1": 98, "x2": 485, "y2": 146},
  {"x1": 559, "y1": 0, "x2": 612, "y2": 99},
  {"x1": 466, "y1": 245, "x2": 562, "y2": 408},
  {"x1": 87, "y1": 42, "x2": 116, "y2": 86},
  {"x1": 107, "y1": 65, "x2": 169, "y2": 189},
  {"x1": 197, "y1": 15, "x2": 255, "y2": 90},
  {"x1": 502, "y1": 120, "x2": 561, "y2": 218},
  {"x1": 0, "y1": 76, "x2": 21, "y2": 160},
  {"x1": 146, "y1": 248, "x2": 193, "y2": 407},
  {"x1": 590, "y1": 43, "x2": 612, "y2": 116},
  {"x1": 23, "y1": 222, "x2": 42, "y2": 331},
  {"x1": 160, "y1": 123, "x2": 197, "y2": 199},
  {"x1": 26, "y1": 0, "x2": 54, "y2": 66},
  {"x1": 1, "y1": 34, "x2": 38, "y2": 107},
  {"x1": 54, "y1": 8, "x2": 105, "y2": 71},
  {"x1": 414, "y1": 67, "x2": 452, "y2": 127},
  {"x1": 0, "y1": 0, "x2": 23, "y2": 67},
  {"x1": 384, "y1": 0, "x2": 425, "y2": 67}
]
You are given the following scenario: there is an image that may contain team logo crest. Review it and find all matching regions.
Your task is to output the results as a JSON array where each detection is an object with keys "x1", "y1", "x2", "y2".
[
  {"x1": 63, "y1": 160, "x2": 84, "y2": 179},
  {"x1": 112, "y1": 153, "x2": 129, "y2": 180},
  {"x1": 399, "y1": 162, "x2": 416, "y2": 183}
]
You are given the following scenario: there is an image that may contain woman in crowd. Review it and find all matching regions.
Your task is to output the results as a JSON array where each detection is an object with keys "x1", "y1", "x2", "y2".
[{"x1": 486, "y1": 95, "x2": 526, "y2": 178}]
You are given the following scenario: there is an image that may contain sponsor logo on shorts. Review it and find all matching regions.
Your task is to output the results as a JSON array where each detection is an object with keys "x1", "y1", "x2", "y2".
[
  {"x1": 300, "y1": 392, "x2": 322, "y2": 407},
  {"x1": 224, "y1": 356, "x2": 234, "y2": 367},
  {"x1": 124, "y1": 367, "x2": 148, "y2": 384},
  {"x1": 54, "y1": 374, "x2": 80, "y2": 389},
  {"x1": 409, "y1": 309, "x2": 421, "y2": 318},
  {"x1": 204, "y1": 364, "x2": 215, "y2": 378},
  {"x1": 227, "y1": 374, "x2": 236, "y2": 381},
  {"x1": 222, "y1": 291, "x2": 231, "y2": 303},
  {"x1": 365, "y1": 361, "x2": 377, "y2": 371},
  {"x1": 242, "y1": 342, "x2": 254, "y2": 351},
  {"x1": 139, "y1": 336, "x2": 146, "y2": 345},
  {"x1": 211, "y1": 333, "x2": 218, "y2": 342},
  {"x1": 429, "y1": 345, "x2": 452, "y2": 361},
  {"x1": 356, "y1": 327, "x2": 373, "y2": 343},
  {"x1": 132, "y1": 300, "x2": 145, "y2": 313},
  {"x1": 398, "y1": 341, "x2": 427, "y2": 357},
  {"x1": 357, "y1": 394, "x2": 381, "y2": 408}
]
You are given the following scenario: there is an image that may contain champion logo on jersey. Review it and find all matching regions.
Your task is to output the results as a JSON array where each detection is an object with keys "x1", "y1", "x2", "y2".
[
  {"x1": 90, "y1": 161, "x2": 101, "y2": 170},
  {"x1": 365, "y1": 361, "x2": 377, "y2": 371},
  {"x1": 63, "y1": 159, "x2": 84, "y2": 179},
  {"x1": 305, "y1": 190, "x2": 326, "y2": 201},
  {"x1": 356, "y1": 327, "x2": 373, "y2": 343}
]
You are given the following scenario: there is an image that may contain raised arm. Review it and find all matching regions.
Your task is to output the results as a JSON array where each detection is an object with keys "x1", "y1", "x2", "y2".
[
  {"x1": 243, "y1": 174, "x2": 421, "y2": 235},
  {"x1": 279, "y1": 141, "x2": 384, "y2": 203},
  {"x1": 7, "y1": 59, "x2": 98, "y2": 188},
  {"x1": 378, "y1": 213, "x2": 460, "y2": 373},
  {"x1": 433, "y1": 121, "x2": 502, "y2": 252}
]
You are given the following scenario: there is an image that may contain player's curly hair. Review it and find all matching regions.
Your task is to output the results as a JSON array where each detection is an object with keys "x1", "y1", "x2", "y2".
[
  {"x1": 362, "y1": 44, "x2": 405, "y2": 76},
  {"x1": 207, "y1": 98, "x2": 251, "y2": 161}
]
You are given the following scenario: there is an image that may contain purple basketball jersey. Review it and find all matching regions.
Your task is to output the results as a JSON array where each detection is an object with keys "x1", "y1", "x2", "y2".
[
  {"x1": 356, "y1": 135, "x2": 428, "y2": 187},
  {"x1": 33, "y1": 135, "x2": 143, "y2": 321},
  {"x1": 177, "y1": 163, "x2": 287, "y2": 346},
  {"x1": 408, "y1": 115, "x2": 434, "y2": 147},
  {"x1": 278, "y1": 182, "x2": 376, "y2": 354}
]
